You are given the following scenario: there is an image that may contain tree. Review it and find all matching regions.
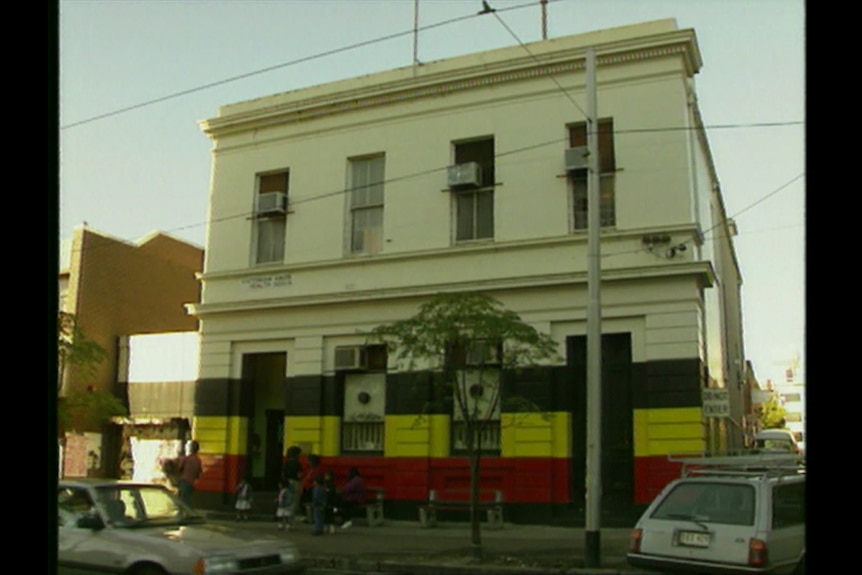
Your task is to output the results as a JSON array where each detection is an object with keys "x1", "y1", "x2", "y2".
[
  {"x1": 58, "y1": 311, "x2": 107, "y2": 392},
  {"x1": 57, "y1": 311, "x2": 123, "y2": 437},
  {"x1": 370, "y1": 293, "x2": 559, "y2": 554},
  {"x1": 757, "y1": 394, "x2": 788, "y2": 430}
]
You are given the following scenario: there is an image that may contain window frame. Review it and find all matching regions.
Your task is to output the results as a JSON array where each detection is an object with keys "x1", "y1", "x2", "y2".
[
  {"x1": 348, "y1": 154, "x2": 385, "y2": 255},
  {"x1": 340, "y1": 345, "x2": 388, "y2": 456},
  {"x1": 449, "y1": 360, "x2": 502, "y2": 456},
  {"x1": 252, "y1": 170, "x2": 289, "y2": 265},
  {"x1": 568, "y1": 119, "x2": 616, "y2": 231},
  {"x1": 452, "y1": 137, "x2": 495, "y2": 243}
]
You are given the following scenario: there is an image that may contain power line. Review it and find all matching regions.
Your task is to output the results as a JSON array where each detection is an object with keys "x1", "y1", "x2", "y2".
[
  {"x1": 489, "y1": 5, "x2": 588, "y2": 120},
  {"x1": 62, "y1": 119, "x2": 804, "y2": 247},
  {"x1": 601, "y1": 172, "x2": 805, "y2": 262},
  {"x1": 60, "y1": 0, "x2": 551, "y2": 130},
  {"x1": 65, "y1": 134, "x2": 804, "y2": 265}
]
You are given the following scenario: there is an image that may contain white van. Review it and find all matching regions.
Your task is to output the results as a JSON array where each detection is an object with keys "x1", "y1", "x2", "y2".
[{"x1": 627, "y1": 454, "x2": 805, "y2": 574}]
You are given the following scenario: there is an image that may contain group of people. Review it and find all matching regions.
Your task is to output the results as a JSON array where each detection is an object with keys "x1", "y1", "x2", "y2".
[
  {"x1": 237, "y1": 445, "x2": 367, "y2": 535},
  {"x1": 166, "y1": 439, "x2": 368, "y2": 536}
]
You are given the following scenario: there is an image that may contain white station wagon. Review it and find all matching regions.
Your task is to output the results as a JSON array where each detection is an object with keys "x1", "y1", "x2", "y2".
[
  {"x1": 58, "y1": 479, "x2": 306, "y2": 575},
  {"x1": 627, "y1": 454, "x2": 805, "y2": 575}
]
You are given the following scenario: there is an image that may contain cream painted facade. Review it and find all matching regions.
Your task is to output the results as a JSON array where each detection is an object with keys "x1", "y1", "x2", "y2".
[{"x1": 192, "y1": 19, "x2": 748, "y2": 506}]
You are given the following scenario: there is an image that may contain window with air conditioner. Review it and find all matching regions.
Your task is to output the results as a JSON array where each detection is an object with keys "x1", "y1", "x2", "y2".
[
  {"x1": 568, "y1": 119, "x2": 616, "y2": 230},
  {"x1": 451, "y1": 369, "x2": 501, "y2": 454},
  {"x1": 341, "y1": 346, "x2": 387, "y2": 454},
  {"x1": 348, "y1": 155, "x2": 384, "y2": 255},
  {"x1": 452, "y1": 138, "x2": 495, "y2": 242},
  {"x1": 253, "y1": 170, "x2": 289, "y2": 264}
]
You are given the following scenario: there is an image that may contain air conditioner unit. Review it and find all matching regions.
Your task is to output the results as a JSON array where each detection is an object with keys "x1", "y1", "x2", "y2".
[
  {"x1": 256, "y1": 191, "x2": 287, "y2": 215},
  {"x1": 565, "y1": 146, "x2": 589, "y2": 173},
  {"x1": 334, "y1": 346, "x2": 368, "y2": 371},
  {"x1": 447, "y1": 162, "x2": 483, "y2": 188},
  {"x1": 466, "y1": 341, "x2": 501, "y2": 366}
]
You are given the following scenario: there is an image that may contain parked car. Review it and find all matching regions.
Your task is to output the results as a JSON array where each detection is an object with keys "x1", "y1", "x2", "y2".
[
  {"x1": 752, "y1": 429, "x2": 801, "y2": 455},
  {"x1": 58, "y1": 478, "x2": 306, "y2": 575},
  {"x1": 627, "y1": 454, "x2": 805, "y2": 574}
]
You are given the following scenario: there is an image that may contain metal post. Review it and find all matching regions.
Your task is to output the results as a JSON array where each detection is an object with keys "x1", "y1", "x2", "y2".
[
  {"x1": 584, "y1": 46, "x2": 602, "y2": 569},
  {"x1": 413, "y1": 0, "x2": 420, "y2": 69},
  {"x1": 541, "y1": 0, "x2": 548, "y2": 40}
]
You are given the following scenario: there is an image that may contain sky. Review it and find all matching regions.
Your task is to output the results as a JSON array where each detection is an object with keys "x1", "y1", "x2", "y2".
[{"x1": 59, "y1": 0, "x2": 805, "y2": 386}]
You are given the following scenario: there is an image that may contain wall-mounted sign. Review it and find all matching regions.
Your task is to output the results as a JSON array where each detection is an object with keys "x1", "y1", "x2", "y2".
[
  {"x1": 702, "y1": 388, "x2": 730, "y2": 418},
  {"x1": 241, "y1": 274, "x2": 292, "y2": 290}
]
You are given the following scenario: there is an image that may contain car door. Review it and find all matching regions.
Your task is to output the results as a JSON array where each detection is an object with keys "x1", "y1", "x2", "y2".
[
  {"x1": 57, "y1": 487, "x2": 129, "y2": 574},
  {"x1": 767, "y1": 480, "x2": 805, "y2": 574}
]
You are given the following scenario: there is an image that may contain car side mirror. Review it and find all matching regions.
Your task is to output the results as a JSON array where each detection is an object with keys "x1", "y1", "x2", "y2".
[{"x1": 77, "y1": 512, "x2": 106, "y2": 531}]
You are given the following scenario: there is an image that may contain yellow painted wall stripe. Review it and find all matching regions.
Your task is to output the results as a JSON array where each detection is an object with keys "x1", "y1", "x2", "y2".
[
  {"x1": 385, "y1": 414, "x2": 450, "y2": 457},
  {"x1": 192, "y1": 416, "x2": 248, "y2": 456},
  {"x1": 633, "y1": 407, "x2": 705, "y2": 457},
  {"x1": 501, "y1": 412, "x2": 570, "y2": 458},
  {"x1": 284, "y1": 415, "x2": 341, "y2": 457}
]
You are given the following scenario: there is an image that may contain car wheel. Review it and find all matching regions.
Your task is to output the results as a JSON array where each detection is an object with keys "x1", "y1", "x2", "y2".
[
  {"x1": 128, "y1": 564, "x2": 167, "y2": 575},
  {"x1": 792, "y1": 554, "x2": 805, "y2": 575}
]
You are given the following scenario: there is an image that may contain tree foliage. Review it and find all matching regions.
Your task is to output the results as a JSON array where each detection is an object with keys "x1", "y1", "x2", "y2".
[
  {"x1": 57, "y1": 311, "x2": 122, "y2": 436},
  {"x1": 58, "y1": 389, "x2": 127, "y2": 436},
  {"x1": 58, "y1": 311, "x2": 107, "y2": 390},
  {"x1": 370, "y1": 292, "x2": 559, "y2": 551},
  {"x1": 758, "y1": 394, "x2": 788, "y2": 430}
]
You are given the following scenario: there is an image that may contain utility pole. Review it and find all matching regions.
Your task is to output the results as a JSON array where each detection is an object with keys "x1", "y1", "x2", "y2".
[{"x1": 584, "y1": 46, "x2": 603, "y2": 569}]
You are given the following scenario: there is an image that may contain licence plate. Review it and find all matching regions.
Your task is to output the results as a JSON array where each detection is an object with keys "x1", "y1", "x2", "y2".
[{"x1": 678, "y1": 530, "x2": 711, "y2": 547}]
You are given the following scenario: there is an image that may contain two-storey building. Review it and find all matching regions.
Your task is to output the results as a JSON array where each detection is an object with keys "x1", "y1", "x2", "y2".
[{"x1": 192, "y1": 19, "x2": 746, "y2": 524}]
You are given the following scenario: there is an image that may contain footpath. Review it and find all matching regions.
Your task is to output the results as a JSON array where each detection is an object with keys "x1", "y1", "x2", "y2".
[{"x1": 207, "y1": 514, "x2": 651, "y2": 575}]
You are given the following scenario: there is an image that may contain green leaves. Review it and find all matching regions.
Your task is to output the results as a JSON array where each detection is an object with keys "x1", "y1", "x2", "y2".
[
  {"x1": 58, "y1": 389, "x2": 127, "y2": 435},
  {"x1": 369, "y1": 292, "x2": 559, "y2": 371},
  {"x1": 58, "y1": 311, "x2": 107, "y2": 390}
]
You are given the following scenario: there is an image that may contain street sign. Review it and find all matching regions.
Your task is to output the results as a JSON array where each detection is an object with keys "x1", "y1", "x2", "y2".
[{"x1": 702, "y1": 388, "x2": 730, "y2": 418}]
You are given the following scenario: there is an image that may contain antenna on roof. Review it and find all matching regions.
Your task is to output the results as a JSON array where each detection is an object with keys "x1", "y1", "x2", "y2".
[
  {"x1": 413, "y1": 0, "x2": 421, "y2": 72},
  {"x1": 541, "y1": 0, "x2": 548, "y2": 40}
]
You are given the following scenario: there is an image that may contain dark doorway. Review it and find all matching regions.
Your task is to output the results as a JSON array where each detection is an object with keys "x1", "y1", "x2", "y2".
[
  {"x1": 567, "y1": 333, "x2": 634, "y2": 518},
  {"x1": 264, "y1": 409, "x2": 285, "y2": 490},
  {"x1": 240, "y1": 352, "x2": 287, "y2": 491}
]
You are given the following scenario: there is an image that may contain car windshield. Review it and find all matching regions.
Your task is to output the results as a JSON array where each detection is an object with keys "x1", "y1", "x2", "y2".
[
  {"x1": 93, "y1": 484, "x2": 204, "y2": 528},
  {"x1": 651, "y1": 482, "x2": 756, "y2": 526},
  {"x1": 755, "y1": 438, "x2": 794, "y2": 451}
]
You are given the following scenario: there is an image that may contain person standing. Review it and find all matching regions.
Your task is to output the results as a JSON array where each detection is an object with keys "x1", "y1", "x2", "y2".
[
  {"x1": 310, "y1": 475, "x2": 327, "y2": 536},
  {"x1": 234, "y1": 476, "x2": 253, "y2": 521},
  {"x1": 275, "y1": 481, "x2": 296, "y2": 531},
  {"x1": 323, "y1": 471, "x2": 339, "y2": 534},
  {"x1": 339, "y1": 467, "x2": 367, "y2": 529},
  {"x1": 300, "y1": 454, "x2": 324, "y2": 522},
  {"x1": 177, "y1": 441, "x2": 203, "y2": 506},
  {"x1": 281, "y1": 446, "x2": 304, "y2": 521}
]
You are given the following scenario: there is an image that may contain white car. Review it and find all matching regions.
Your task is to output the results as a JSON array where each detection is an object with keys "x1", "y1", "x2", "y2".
[
  {"x1": 627, "y1": 454, "x2": 805, "y2": 575},
  {"x1": 58, "y1": 479, "x2": 306, "y2": 575},
  {"x1": 752, "y1": 429, "x2": 801, "y2": 455}
]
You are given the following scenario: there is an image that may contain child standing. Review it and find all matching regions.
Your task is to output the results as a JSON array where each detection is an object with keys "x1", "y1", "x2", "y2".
[
  {"x1": 275, "y1": 481, "x2": 296, "y2": 531},
  {"x1": 234, "y1": 478, "x2": 253, "y2": 521},
  {"x1": 311, "y1": 475, "x2": 327, "y2": 536},
  {"x1": 323, "y1": 471, "x2": 339, "y2": 534}
]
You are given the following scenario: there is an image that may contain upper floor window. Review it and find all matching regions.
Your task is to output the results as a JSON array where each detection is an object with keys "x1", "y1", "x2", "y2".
[
  {"x1": 253, "y1": 171, "x2": 289, "y2": 265},
  {"x1": 349, "y1": 155, "x2": 385, "y2": 255},
  {"x1": 569, "y1": 119, "x2": 615, "y2": 230},
  {"x1": 451, "y1": 138, "x2": 495, "y2": 242}
]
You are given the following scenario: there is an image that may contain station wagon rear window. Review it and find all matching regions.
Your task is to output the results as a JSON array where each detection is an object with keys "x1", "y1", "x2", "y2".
[{"x1": 651, "y1": 482, "x2": 756, "y2": 526}]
